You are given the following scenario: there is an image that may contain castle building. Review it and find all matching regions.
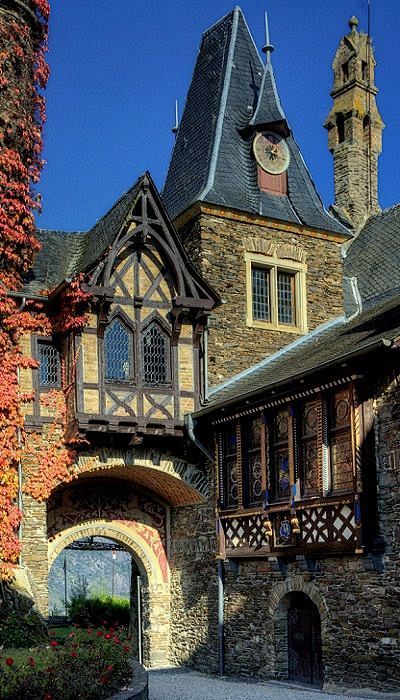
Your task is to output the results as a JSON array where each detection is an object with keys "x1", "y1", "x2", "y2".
[{"x1": 5, "y1": 4, "x2": 400, "y2": 692}]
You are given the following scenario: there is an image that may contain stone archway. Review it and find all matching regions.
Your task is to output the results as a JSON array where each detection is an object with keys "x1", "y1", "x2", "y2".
[
  {"x1": 48, "y1": 521, "x2": 170, "y2": 668},
  {"x1": 269, "y1": 578, "x2": 328, "y2": 686}
]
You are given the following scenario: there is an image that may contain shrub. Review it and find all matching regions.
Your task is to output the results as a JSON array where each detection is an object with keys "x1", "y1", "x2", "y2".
[
  {"x1": 0, "y1": 610, "x2": 47, "y2": 648},
  {"x1": 68, "y1": 594, "x2": 130, "y2": 628},
  {"x1": 0, "y1": 627, "x2": 132, "y2": 700}
]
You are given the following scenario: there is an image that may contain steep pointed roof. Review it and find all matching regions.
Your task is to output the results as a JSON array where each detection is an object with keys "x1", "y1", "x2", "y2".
[
  {"x1": 163, "y1": 7, "x2": 349, "y2": 237},
  {"x1": 23, "y1": 173, "x2": 220, "y2": 305},
  {"x1": 249, "y1": 62, "x2": 286, "y2": 128}
]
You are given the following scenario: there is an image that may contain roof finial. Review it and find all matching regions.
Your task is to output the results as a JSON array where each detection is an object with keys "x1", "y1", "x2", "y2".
[
  {"x1": 172, "y1": 99, "x2": 179, "y2": 138},
  {"x1": 348, "y1": 15, "x2": 359, "y2": 32},
  {"x1": 262, "y1": 11, "x2": 274, "y2": 63}
]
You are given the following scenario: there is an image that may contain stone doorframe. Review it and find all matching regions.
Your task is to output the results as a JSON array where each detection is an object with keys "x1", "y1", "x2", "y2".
[
  {"x1": 48, "y1": 521, "x2": 170, "y2": 668},
  {"x1": 269, "y1": 578, "x2": 329, "y2": 681}
]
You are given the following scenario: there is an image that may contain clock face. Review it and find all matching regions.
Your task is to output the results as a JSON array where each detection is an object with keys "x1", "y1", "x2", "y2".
[{"x1": 253, "y1": 131, "x2": 290, "y2": 175}]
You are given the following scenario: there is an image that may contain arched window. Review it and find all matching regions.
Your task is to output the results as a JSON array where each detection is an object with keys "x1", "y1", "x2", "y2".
[
  {"x1": 104, "y1": 318, "x2": 133, "y2": 381},
  {"x1": 336, "y1": 113, "x2": 345, "y2": 144},
  {"x1": 141, "y1": 322, "x2": 170, "y2": 386}
]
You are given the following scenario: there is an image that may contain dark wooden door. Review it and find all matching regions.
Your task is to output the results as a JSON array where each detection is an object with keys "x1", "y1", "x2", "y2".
[{"x1": 287, "y1": 593, "x2": 323, "y2": 687}]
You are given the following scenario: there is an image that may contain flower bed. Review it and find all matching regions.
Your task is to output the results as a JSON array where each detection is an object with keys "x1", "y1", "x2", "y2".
[{"x1": 0, "y1": 627, "x2": 132, "y2": 700}]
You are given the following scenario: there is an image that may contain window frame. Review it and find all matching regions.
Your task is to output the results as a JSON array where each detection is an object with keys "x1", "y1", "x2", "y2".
[
  {"x1": 103, "y1": 314, "x2": 135, "y2": 384},
  {"x1": 140, "y1": 319, "x2": 172, "y2": 389},
  {"x1": 245, "y1": 252, "x2": 307, "y2": 333},
  {"x1": 37, "y1": 338, "x2": 61, "y2": 389}
]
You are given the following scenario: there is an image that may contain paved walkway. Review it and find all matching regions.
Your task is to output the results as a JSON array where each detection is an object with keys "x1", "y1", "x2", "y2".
[{"x1": 148, "y1": 669, "x2": 381, "y2": 700}]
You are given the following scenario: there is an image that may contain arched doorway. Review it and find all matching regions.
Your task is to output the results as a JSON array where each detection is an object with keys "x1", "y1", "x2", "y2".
[
  {"x1": 273, "y1": 587, "x2": 325, "y2": 688},
  {"x1": 287, "y1": 592, "x2": 323, "y2": 687},
  {"x1": 47, "y1": 479, "x2": 171, "y2": 667}
]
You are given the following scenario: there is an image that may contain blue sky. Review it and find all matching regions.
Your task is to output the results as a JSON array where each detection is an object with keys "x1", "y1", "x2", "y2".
[{"x1": 38, "y1": 1, "x2": 400, "y2": 231}]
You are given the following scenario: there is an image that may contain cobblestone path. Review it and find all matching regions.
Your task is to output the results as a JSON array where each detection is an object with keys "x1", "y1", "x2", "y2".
[{"x1": 148, "y1": 669, "x2": 380, "y2": 700}]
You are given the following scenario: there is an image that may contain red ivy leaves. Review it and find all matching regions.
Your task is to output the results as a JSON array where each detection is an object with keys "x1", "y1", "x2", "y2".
[{"x1": 0, "y1": 3, "x2": 50, "y2": 580}]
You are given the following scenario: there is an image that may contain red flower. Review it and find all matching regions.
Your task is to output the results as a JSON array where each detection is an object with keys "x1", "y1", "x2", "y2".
[
  {"x1": 109, "y1": 627, "x2": 115, "y2": 634},
  {"x1": 100, "y1": 676, "x2": 109, "y2": 685},
  {"x1": 96, "y1": 631, "x2": 103, "y2": 637},
  {"x1": 5, "y1": 657, "x2": 14, "y2": 666},
  {"x1": 113, "y1": 637, "x2": 120, "y2": 644},
  {"x1": 106, "y1": 665, "x2": 114, "y2": 672},
  {"x1": 105, "y1": 633, "x2": 111, "y2": 639},
  {"x1": 28, "y1": 657, "x2": 36, "y2": 666},
  {"x1": 50, "y1": 640, "x2": 58, "y2": 647},
  {"x1": 45, "y1": 666, "x2": 54, "y2": 674},
  {"x1": 44, "y1": 694, "x2": 52, "y2": 700},
  {"x1": 71, "y1": 651, "x2": 78, "y2": 658}
]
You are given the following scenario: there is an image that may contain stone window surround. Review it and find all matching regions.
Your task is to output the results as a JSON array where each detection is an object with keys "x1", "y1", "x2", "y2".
[{"x1": 245, "y1": 250, "x2": 308, "y2": 334}]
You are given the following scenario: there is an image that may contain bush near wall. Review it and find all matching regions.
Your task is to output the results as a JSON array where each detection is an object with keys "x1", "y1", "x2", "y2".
[
  {"x1": 0, "y1": 627, "x2": 132, "y2": 700},
  {"x1": 68, "y1": 594, "x2": 131, "y2": 628}
]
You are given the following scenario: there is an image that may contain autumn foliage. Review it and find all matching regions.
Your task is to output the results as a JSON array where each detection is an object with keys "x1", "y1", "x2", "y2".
[{"x1": 0, "y1": 1, "x2": 90, "y2": 580}]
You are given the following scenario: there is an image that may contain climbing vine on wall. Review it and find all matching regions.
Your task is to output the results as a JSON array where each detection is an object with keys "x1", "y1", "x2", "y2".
[{"x1": 0, "y1": 0, "x2": 53, "y2": 580}]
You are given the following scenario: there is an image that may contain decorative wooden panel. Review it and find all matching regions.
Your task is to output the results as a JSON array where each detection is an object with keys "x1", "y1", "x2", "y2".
[
  {"x1": 300, "y1": 400, "x2": 319, "y2": 496},
  {"x1": 223, "y1": 514, "x2": 270, "y2": 550},
  {"x1": 243, "y1": 417, "x2": 263, "y2": 506},
  {"x1": 271, "y1": 408, "x2": 290, "y2": 500},
  {"x1": 329, "y1": 388, "x2": 354, "y2": 492}
]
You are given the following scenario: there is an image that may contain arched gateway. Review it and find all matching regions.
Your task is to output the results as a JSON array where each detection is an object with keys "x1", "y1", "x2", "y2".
[{"x1": 22, "y1": 448, "x2": 209, "y2": 668}]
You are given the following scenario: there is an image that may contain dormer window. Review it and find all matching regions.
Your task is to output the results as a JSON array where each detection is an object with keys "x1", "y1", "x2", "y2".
[{"x1": 104, "y1": 318, "x2": 133, "y2": 381}]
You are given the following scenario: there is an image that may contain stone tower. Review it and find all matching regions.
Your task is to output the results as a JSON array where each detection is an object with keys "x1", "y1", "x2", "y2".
[{"x1": 324, "y1": 16, "x2": 384, "y2": 232}]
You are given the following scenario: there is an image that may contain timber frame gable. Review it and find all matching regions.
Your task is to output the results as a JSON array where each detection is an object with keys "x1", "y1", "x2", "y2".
[{"x1": 24, "y1": 174, "x2": 219, "y2": 442}]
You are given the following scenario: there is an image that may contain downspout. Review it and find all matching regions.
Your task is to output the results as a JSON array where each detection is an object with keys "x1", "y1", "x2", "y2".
[
  {"x1": 16, "y1": 296, "x2": 26, "y2": 564},
  {"x1": 185, "y1": 413, "x2": 224, "y2": 675},
  {"x1": 203, "y1": 317, "x2": 209, "y2": 403}
]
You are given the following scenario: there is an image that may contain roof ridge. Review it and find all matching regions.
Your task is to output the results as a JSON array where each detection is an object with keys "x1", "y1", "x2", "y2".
[
  {"x1": 197, "y1": 8, "x2": 240, "y2": 202},
  {"x1": 209, "y1": 314, "x2": 345, "y2": 397},
  {"x1": 202, "y1": 6, "x2": 238, "y2": 38}
]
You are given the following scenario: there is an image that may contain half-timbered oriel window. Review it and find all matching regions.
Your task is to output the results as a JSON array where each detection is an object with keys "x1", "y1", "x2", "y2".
[
  {"x1": 38, "y1": 340, "x2": 61, "y2": 387},
  {"x1": 218, "y1": 384, "x2": 355, "y2": 512},
  {"x1": 104, "y1": 318, "x2": 133, "y2": 382}
]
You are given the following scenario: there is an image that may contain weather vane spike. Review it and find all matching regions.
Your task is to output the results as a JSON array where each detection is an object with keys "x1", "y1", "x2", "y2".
[
  {"x1": 172, "y1": 99, "x2": 179, "y2": 137},
  {"x1": 262, "y1": 10, "x2": 274, "y2": 63}
]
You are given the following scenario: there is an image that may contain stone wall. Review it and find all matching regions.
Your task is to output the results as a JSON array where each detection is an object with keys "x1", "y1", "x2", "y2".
[
  {"x1": 222, "y1": 554, "x2": 400, "y2": 692},
  {"x1": 168, "y1": 468, "x2": 219, "y2": 672},
  {"x1": 179, "y1": 208, "x2": 345, "y2": 386}
]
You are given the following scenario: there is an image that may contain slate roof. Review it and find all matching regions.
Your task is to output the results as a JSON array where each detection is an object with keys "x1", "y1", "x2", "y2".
[
  {"x1": 23, "y1": 173, "x2": 219, "y2": 301},
  {"x1": 24, "y1": 180, "x2": 140, "y2": 294},
  {"x1": 163, "y1": 7, "x2": 349, "y2": 238},
  {"x1": 344, "y1": 204, "x2": 400, "y2": 311},
  {"x1": 192, "y1": 295, "x2": 400, "y2": 416}
]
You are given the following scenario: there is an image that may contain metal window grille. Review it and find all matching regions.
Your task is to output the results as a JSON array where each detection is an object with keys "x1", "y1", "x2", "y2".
[
  {"x1": 104, "y1": 319, "x2": 132, "y2": 381},
  {"x1": 252, "y1": 266, "x2": 270, "y2": 321},
  {"x1": 142, "y1": 323, "x2": 168, "y2": 386},
  {"x1": 277, "y1": 271, "x2": 295, "y2": 325},
  {"x1": 38, "y1": 342, "x2": 60, "y2": 387}
]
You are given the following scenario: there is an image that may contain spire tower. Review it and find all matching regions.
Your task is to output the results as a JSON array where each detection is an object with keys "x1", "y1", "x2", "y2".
[{"x1": 324, "y1": 16, "x2": 384, "y2": 231}]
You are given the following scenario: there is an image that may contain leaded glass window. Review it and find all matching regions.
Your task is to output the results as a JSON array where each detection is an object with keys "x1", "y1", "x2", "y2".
[
  {"x1": 271, "y1": 408, "x2": 290, "y2": 500},
  {"x1": 252, "y1": 267, "x2": 270, "y2": 321},
  {"x1": 243, "y1": 417, "x2": 263, "y2": 506},
  {"x1": 38, "y1": 341, "x2": 60, "y2": 387},
  {"x1": 141, "y1": 323, "x2": 169, "y2": 386},
  {"x1": 329, "y1": 388, "x2": 353, "y2": 492},
  {"x1": 277, "y1": 271, "x2": 295, "y2": 325},
  {"x1": 104, "y1": 318, "x2": 133, "y2": 381},
  {"x1": 300, "y1": 400, "x2": 319, "y2": 497}
]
